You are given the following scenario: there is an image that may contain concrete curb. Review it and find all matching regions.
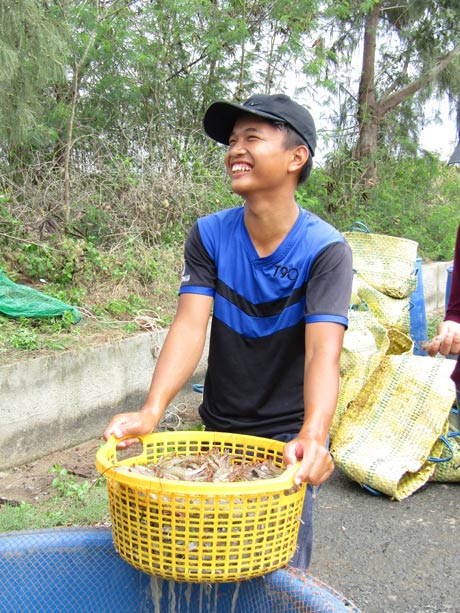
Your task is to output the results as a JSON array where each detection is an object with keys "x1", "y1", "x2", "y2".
[
  {"x1": 0, "y1": 331, "x2": 208, "y2": 470},
  {"x1": 421, "y1": 260, "x2": 453, "y2": 313}
]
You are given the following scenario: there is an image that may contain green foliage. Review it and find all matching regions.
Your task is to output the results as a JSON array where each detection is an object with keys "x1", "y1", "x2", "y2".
[
  {"x1": 298, "y1": 154, "x2": 460, "y2": 260},
  {"x1": 103, "y1": 295, "x2": 150, "y2": 317},
  {"x1": 49, "y1": 464, "x2": 93, "y2": 502},
  {"x1": 318, "y1": 0, "x2": 460, "y2": 185},
  {"x1": 0, "y1": 314, "x2": 68, "y2": 357},
  {"x1": 0, "y1": 488, "x2": 110, "y2": 532},
  {"x1": 9, "y1": 324, "x2": 40, "y2": 350},
  {"x1": 2, "y1": 227, "x2": 180, "y2": 293},
  {"x1": 0, "y1": 308, "x2": 77, "y2": 356},
  {"x1": 427, "y1": 313, "x2": 445, "y2": 339},
  {"x1": 4, "y1": 314, "x2": 74, "y2": 352},
  {"x1": 47, "y1": 286, "x2": 87, "y2": 307},
  {"x1": 1, "y1": 0, "x2": 324, "y2": 179},
  {"x1": 0, "y1": 0, "x2": 67, "y2": 147},
  {"x1": 0, "y1": 228, "x2": 184, "y2": 363}
]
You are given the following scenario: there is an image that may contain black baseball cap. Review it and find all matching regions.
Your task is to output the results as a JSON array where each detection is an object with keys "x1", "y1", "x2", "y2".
[{"x1": 203, "y1": 93, "x2": 316, "y2": 157}]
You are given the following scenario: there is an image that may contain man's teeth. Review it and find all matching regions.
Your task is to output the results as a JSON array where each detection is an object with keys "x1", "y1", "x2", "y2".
[{"x1": 232, "y1": 164, "x2": 251, "y2": 172}]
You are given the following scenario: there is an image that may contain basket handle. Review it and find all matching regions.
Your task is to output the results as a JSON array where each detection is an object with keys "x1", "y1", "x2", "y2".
[
  {"x1": 282, "y1": 462, "x2": 302, "y2": 485},
  {"x1": 103, "y1": 434, "x2": 147, "y2": 458}
]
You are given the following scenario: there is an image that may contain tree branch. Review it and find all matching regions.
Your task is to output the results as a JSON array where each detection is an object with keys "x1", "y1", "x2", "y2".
[
  {"x1": 165, "y1": 49, "x2": 210, "y2": 82},
  {"x1": 0, "y1": 232, "x2": 51, "y2": 249},
  {"x1": 379, "y1": 48, "x2": 460, "y2": 117}
]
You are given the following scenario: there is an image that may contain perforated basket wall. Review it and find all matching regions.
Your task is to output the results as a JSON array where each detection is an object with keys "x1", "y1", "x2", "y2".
[{"x1": 96, "y1": 431, "x2": 306, "y2": 583}]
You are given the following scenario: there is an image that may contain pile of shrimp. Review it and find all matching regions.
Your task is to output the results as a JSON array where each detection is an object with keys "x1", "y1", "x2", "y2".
[{"x1": 115, "y1": 447, "x2": 284, "y2": 482}]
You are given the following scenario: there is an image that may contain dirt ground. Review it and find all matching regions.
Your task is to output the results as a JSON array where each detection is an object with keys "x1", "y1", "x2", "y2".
[
  {"x1": 0, "y1": 438, "x2": 103, "y2": 506},
  {"x1": 0, "y1": 401, "x2": 202, "y2": 506},
  {"x1": 1, "y1": 436, "x2": 459, "y2": 613}
]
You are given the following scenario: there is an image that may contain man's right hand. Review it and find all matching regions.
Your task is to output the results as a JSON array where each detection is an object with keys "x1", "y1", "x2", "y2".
[{"x1": 103, "y1": 411, "x2": 157, "y2": 448}]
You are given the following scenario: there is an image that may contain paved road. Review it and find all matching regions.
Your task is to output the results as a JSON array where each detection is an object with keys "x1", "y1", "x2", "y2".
[{"x1": 309, "y1": 469, "x2": 459, "y2": 612}]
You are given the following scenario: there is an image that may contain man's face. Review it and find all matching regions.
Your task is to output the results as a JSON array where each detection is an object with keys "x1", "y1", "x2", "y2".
[{"x1": 224, "y1": 114, "x2": 298, "y2": 197}]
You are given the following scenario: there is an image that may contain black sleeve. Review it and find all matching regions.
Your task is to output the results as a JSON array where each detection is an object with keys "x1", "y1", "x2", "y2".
[
  {"x1": 179, "y1": 222, "x2": 217, "y2": 292},
  {"x1": 305, "y1": 241, "x2": 353, "y2": 322}
]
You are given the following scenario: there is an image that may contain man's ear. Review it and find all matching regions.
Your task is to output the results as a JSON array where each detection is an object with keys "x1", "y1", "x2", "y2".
[{"x1": 289, "y1": 145, "x2": 309, "y2": 173}]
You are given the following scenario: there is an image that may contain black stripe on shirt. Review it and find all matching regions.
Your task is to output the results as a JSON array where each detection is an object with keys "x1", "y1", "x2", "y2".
[{"x1": 216, "y1": 278, "x2": 307, "y2": 318}]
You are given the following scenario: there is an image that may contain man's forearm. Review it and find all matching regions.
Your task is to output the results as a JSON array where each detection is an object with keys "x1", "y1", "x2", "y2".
[
  {"x1": 141, "y1": 320, "x2": 207, "y2": 424},
  {"x1": 140, "y1": 293, "x2": 213, "y2": 427},
  {"x1": 301, "y1": 321, "x2": 344, "y2": 443},
  {"x1": 300, "y1": 355, "x2": 340, "y2": 444}
]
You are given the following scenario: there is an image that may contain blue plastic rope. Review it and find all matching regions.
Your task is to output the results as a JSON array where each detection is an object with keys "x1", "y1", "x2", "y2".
[
  {"x1": 427, "y1": 434, "x2": 454, "y2": 463},
  {"x1": 349, "y1": 221, "x2": 371, "y2": 233}
]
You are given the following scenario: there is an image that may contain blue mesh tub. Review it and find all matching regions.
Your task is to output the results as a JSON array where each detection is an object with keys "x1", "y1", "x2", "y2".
[{"x1": 0, "y1": 528, "x2": 359, "y2": 612}]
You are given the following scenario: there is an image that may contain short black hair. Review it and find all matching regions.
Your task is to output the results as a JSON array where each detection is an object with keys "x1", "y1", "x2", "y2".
[{"x1": 274, "y1": 122, "x2": 312, "y2": 184}]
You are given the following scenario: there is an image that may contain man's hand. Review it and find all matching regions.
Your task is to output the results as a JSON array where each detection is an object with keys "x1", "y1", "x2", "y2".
[
  {"x1": 283, "y1": 435, "x2": 334, "y2": 486},
  {"x1": 103, "y1": 411, "x2": 156, "y2": 449},
  {"x1": 426, "y1": 321, "x2": 460, "y2": 357}
]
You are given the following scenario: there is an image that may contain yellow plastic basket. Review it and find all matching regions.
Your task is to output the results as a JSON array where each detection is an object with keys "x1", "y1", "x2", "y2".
[{"x1": 95, "y1": 431, "x2": 306, "y2": 583}]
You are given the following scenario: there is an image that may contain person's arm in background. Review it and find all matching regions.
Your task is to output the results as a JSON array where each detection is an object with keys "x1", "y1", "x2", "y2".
[
  {"x1": 427, "y1": 225, "x2": 460, "y2": 357},
  {"x1": 283, "y1": 321, "x2": 344, "y2": 485},
  {"x1": 103, "y1": 293, "x2": 213, "y2": 447}
]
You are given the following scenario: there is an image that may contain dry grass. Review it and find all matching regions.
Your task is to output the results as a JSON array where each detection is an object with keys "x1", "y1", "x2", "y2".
[{"x1": 0, "y1": 244, "x2": 183, "y2": 366}]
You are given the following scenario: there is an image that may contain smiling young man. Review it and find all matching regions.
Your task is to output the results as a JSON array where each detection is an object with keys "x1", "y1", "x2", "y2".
[{"x1": 103, "y1": 94, "x2": 353, "y2": 568}]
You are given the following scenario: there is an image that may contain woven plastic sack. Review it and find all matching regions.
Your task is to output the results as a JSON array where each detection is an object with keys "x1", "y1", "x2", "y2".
[
  {"x1": 0, "y1": 270, "x2": 80, "y2": 323},
  {"x1": 343, "y1": 224, "x2": 418, "y2": 298},
  {"x1": 332, "y1": 321, "x2": 414, "y2": 442},
  {"x1": 340, "y1": 309, "x2": 389, "y2": 373},
  {"x1": 386, "y1": 326, "x2": 414, "y2": 355},
  {"x1": 331, "y1": 310, "x2": 389, "y2": 441},
  {"x1": 331, "y1": 355, "x2": 456, "y2": 500},
  {"x1": 430, "y1": 409, "x2": 460, "y2": 482},
  {"x1": 349, "y1": 273, "x2": 362, "y2": 308},
  {"x1": 356, "y1": 277, "x2": 411, "y2": 333}
]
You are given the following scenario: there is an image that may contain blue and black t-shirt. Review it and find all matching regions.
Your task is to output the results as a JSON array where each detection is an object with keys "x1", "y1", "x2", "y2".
[{"x1": 180, "y1": 206, "x2": 352, "y2": 438}]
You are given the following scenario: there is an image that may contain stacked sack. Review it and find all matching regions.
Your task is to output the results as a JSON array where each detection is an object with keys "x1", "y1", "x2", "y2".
[{"x1": 331, "y1": 225, "x2": 458, "y2": 499}]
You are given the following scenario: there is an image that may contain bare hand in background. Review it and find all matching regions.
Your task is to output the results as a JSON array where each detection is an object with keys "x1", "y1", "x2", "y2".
[{"x1": 426, "y1": 321, "x2": 460, "y2": 357}]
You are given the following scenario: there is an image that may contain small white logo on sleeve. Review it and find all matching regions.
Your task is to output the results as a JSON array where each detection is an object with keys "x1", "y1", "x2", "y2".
[{"x1": 181, "y1": 262, "x2": 190, "y2": 283}]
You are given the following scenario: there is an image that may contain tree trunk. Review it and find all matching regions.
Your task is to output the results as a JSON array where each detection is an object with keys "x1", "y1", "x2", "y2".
[
  {"x1": 62, "y1": 31, "x2": 97, "y2": 227},
  {"x1": 63, "y1": 63, "x2": 78, "y2": 227},
  {"x1": 356, "y1": 1, "x2": 380, "y2": 189},
  {"x1": 356, "y1": 2, "x2": 460, "y2": 190}
]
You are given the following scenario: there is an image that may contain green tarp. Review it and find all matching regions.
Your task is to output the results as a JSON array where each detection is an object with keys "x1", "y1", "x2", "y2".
[{"x1": 0, "y1": 270, "x2": 81, "y2": 323}]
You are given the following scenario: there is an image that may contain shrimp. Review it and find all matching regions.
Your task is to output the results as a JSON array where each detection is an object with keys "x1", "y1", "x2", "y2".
[{"x1": 114, "y1": 448, "x2": 284, "y2": 482}]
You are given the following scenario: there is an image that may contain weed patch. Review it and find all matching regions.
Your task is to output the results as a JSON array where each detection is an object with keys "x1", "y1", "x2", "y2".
[{"x1": 0, "y1": 488, "x2": 110, "y2": 532}]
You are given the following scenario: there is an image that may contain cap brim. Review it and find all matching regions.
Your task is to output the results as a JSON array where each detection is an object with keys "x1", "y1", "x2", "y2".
[{"x1": 203, "y1": 101, "x2": 284, "y2": 145}]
